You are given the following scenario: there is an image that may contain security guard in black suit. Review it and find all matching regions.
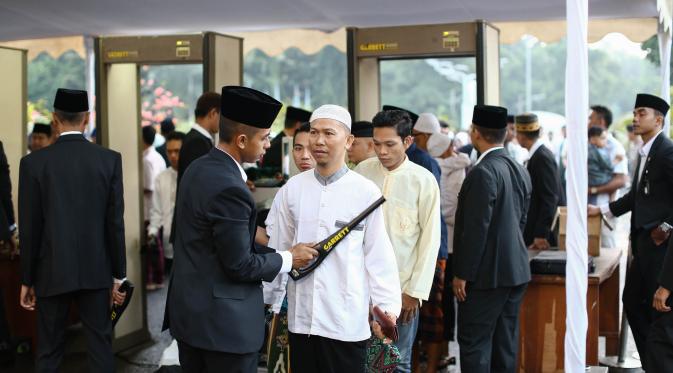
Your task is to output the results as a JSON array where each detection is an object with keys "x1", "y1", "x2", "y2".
[
  {"x1": 19, "y1": 89, "x2": 127, "y2": 373},
  {"x1": 0, "y1": 141, "x2": 15, "y2": 239},
  {"x1": 169, "y1": 92, "x2": 220, "y2": 244},
  {"x1": 589, "y1": 94, "x2": 673, "y2": 371},
  {"x1": 263, "y1": 106, "x2": 311, "y2": 169},
  {"x1": 165, "y1": 86, "x2": 316, "y2": 373},
  {"x1": 177, "y1": 92, "x2": 221, "y2": 182},
  {"x1": 453, "y1": 105, "x2": 532, "y2": 373},
  {"x1": 0, "y1": 140, "x2": 14, "y2": 365},
  {"x1": 515, "y1": 113, "x2": 561, "y2": 249}
]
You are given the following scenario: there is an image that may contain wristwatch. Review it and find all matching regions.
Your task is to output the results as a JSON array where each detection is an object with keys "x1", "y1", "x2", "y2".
[{"x1": 659, "y1": 222, "x2": 673, "y2": 233}]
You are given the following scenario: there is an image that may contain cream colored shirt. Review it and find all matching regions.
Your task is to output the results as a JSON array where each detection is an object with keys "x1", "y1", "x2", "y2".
[{"x1": 355, "y1": 156, "x2": 442, "y2": 300}]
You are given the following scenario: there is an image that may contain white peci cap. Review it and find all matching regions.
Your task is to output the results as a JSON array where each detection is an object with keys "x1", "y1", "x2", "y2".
[
  {"x1": 310, "y1": 104, "x2": 352, "y2": 130},
  {"x1": 427, "y1": 133, "x2": 452, "y2": 157},
  {"x1": 414, "y1": 113, "x2": 441, "y2": 134}
]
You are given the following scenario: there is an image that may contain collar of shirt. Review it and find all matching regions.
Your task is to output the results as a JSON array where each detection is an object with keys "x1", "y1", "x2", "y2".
[
  {"x1": 60, "y1": 131, "x2": 82, "y2": 136},
  {"x1": 639, "y1": 130, "x2": 663, "y2": 157},
  {"x1": 380, "y1": 155, "x2": 410, "y2": 175},
  {"x1": 216, "y1": 147, "x2": 247, "y2": 182},
  {"x1": 143, "y1": 146, "x2": 157, "y2": 157},
  {"x1": 528, "y1": 139, "x2": 545, "y2": 158},
  {"x1": 475, "y1": 146, "x2": 504, "y2": 165},
  {"x1": 192, "y1": 123, "x2": 214, "y2": 144},
  {"x1": 313, "y1": 164, "x2": 349, "y2": 186}
]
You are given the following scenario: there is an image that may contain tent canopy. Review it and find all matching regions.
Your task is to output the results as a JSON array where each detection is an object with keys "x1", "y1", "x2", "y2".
[{"x1": 0, "y1": 0, "x2": 660, "y2": 42}]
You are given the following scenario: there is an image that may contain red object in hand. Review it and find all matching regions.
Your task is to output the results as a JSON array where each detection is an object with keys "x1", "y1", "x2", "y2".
[
  {"x1": 651, "y1": 227, "x2": 671, "y2": 246},
  {"x1": 372, "y1": 306, "x2": 399, "y2": 342}
]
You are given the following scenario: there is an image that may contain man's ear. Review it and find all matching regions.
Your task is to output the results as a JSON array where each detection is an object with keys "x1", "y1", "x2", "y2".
[
  {"x1": 403, "y1": 136, "x2": 413, "y2": 149},
  {"x1": 236, "y1": 133, "x2": 248, "y2": 149},
  {"x1": 80, "y1": 112, "x2": 91, "y2": 130},
  {"x1": 345, "y1": 134, "x2": 355, "y2": 150}
]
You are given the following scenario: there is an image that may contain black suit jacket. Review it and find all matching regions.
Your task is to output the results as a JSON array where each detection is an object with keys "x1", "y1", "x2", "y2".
[
  {"x1": 453, "y1": 148, "x2": 532, "y2": 289},
  {"x1": 0, "y1": 142, "x2": 14, "y2": 240},
  {"x1": 156, "y1": 143, "x2": 170, "y2": 168},
  {"x1": 610, "y1": 133, "x2": 673, "y2": 238},
  {"x1": 263, "y1": 130, "x2": 287, "y2": 169},
  {"x1": 523, "y1": 144, "x2": 560, "y2": 246},
  {"x1": 166, "y1": 148, "x2": 283, "y2": 354},
  {"x1": 19, "y1": 134, "x2": 126, "y2": 297},
  {"x1": 607, "y1": 133, "x2": 673, "y2": 291},
  {"x1": 170, "y1": 128, "x2": 213, "y2": 243},
  {"x1": 177, "y1": 128, "x2": 213, "y2": 182}
]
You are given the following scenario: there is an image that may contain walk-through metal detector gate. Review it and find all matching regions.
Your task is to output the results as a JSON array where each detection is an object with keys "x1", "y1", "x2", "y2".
[
  {"x1": 0, "y1": 46, "x2": 27, "y2": 216},
  {"x1": 94, "y1": 32, "x2": 242, "y2": 350},
  {"x1": 347, "y1": 21, "x2": 500, "y2": 122}
]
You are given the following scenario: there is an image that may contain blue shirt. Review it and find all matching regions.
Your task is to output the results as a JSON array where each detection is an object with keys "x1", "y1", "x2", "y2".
[{"x1": 406, "y1": 143, "x2": 448, "y2": 259}]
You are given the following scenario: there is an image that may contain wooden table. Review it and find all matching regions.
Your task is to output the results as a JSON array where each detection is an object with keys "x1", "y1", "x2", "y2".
[
  {"x1": 0, "y1": 255, "x2": 79, "y2": 354},
  {"x1": 0, "y1": 256, "x2": 37, "y2": 351},
  {"x1": 518, "y1": 249, "x2": 621, "y2": 373}
]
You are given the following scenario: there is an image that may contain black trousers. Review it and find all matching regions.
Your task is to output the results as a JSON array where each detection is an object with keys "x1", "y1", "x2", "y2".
[
  {"x1": 623, "y1": 231, "x2": 668, "y2": 371},
  {"x1": 0, "y1": 289, "x2": 10, "y2": 344},
  {"x1": 443, "y1": 254, "x2": 456, "y2": 341},
  {"x1": 36, "y1": 289, "x2": 112, "y2": 373},
  {"x1": 457, "y1": 283, "x2": 527, "y2": 373},
  {"x1": 289, "y1": 333, "x2": 367, "y2": 373},
  {"x1": 177, "y1": 340, "x2": 257, "y2": 373},
  {"x1": 647, "y1": 309, "x2": 673, "y2": 372}
]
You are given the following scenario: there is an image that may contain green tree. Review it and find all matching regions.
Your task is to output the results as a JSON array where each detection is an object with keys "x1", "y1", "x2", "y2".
[{"x1": 28, "y1": 51, "x2": 86, "y2": 109}]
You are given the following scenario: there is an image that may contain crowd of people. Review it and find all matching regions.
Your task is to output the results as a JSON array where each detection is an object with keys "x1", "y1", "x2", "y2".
[{"x1": 2, "y1": 85, "x2": 673, "y2": 373}]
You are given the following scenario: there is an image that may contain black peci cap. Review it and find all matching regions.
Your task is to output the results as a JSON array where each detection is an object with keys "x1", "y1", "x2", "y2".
[
  {"x1": 472, "y1": 105, "x2": 508, "y2": 129},
  {"x1": 53, "y1": 88, "x2": 89, "y2": 112},
  {"x1": 220, "y1": 86, "x2": 283, "y2": 129}
]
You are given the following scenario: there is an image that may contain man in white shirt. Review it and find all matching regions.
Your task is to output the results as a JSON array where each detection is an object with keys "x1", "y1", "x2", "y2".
[
  {"x1": 143, "y1": 125, "x2": 167, "y2": 289},
  {"x1": 148, "y1": 131, "x2": 185, "y2": 277},
  {"x1": 143, "y1": 125, "x2": 166, "y2": 222},
  {"x1": 355, "y1": 109, "x2": 441, "y2": 373},
  {"x1": 587, "y1": 105, "x2": 628, "y2": 248},
  {"x1": 266, "y1": 104, "x2": 401, "y2": 373}
]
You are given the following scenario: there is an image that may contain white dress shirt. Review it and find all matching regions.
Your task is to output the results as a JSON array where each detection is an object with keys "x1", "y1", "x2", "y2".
[
  {"x1": 148, "y1": 167, "x2": 177, "y2": 259},
  {"x1": 192, "y1": 123, "x2": 215, "y2": 145},
  {"x1": 527, "y1": 139, "x2": 545, "y2": 161},
  {"x1": 143, "y1": 146, "x2": 166, "y2": 221},
  {"x1": 601, "y1": 130, "x2": 662, "y2": 217},
  {"x1": 506, "y1": 142, "x2": 529, "y2": 166},
  {"x1": 475, "y1": 146, "x2": 504, "y2": 165},
  {"x1": 215, "y1": 147, "x2": 248, "y2": 181},
  {"x1": 265, "y1": 168, "x2": 401, "y2": 341}
]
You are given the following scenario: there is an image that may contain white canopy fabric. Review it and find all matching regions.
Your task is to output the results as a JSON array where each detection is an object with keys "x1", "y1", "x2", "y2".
[
  {"x1": 0, "y1": 18, "x2": 661, "y2": 63},
  {"x1": 565, "y1": 0, "x2": 589, "y2": 371},
  {"x1": 0, "y1": 0, "x2": 659, "y2": 42}
]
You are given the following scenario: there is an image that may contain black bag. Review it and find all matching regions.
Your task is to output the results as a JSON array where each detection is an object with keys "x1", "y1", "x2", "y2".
[{"x1": 530, "y1": 250, "x2": 595, "y2": 275}]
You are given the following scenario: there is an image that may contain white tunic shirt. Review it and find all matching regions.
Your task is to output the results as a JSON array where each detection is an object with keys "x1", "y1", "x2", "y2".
[
  {"x1": 265, "y1": 167, "x2": 401, "y2": 342},
  {"x1": 143, "y1": 146, "x2": 166, "y2": 220},
  {"x1": 148, "y1": 167, "x2": 177, "y2": 259}
]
